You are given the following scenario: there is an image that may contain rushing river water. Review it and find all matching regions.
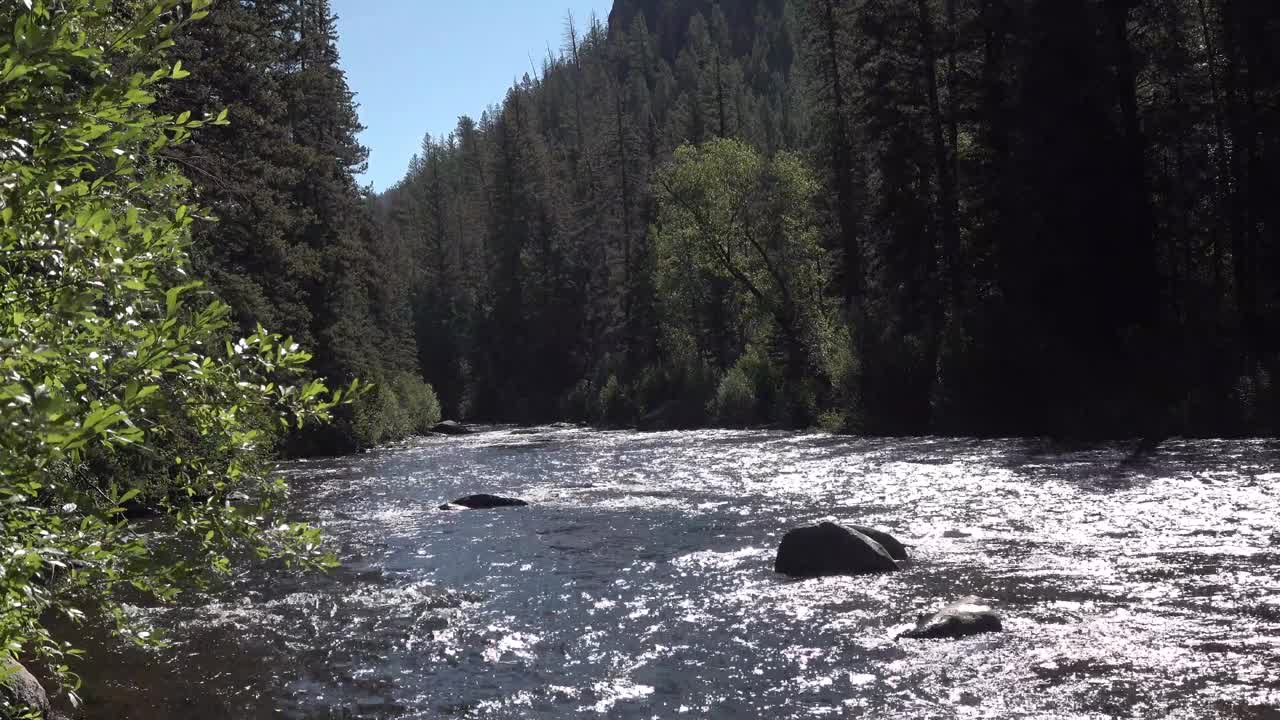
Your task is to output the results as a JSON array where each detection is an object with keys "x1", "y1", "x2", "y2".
[{"x1": 76, "y1": 428, "x2": 1280, "y2": 719}]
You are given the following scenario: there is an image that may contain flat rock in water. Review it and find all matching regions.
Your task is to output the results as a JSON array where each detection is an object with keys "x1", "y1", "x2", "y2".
[
  {"x1": 2, "y1": 661, "x2": 51, "y2": 717},
  {"x1": 899, "y1": 596, "x2": 1003, "y2": 639},
  {"x1": 432, "y1": 421, "x2": 473, "y2": 436},
  {"x1": 850, "y1": 525, "x2": 909, "y2": 561},
  {"x1": 774, "y1": 521, "x2": 900, "y2": 577},
  {"x1": 438, "y1": 493, "x2": 529, "y2": 511}
]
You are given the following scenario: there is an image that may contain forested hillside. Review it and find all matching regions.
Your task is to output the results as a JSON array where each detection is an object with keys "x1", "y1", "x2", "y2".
[
  {"x1": 375, "y1": 0, "x2": 1280, "y2": 437},
  {"x1": 373, "y1": 1, "x2": 804, "y2": 428},
  {"x1": 140, "y1": 0, "x2": 1280, "y2": 440},
  {"x1": 157, "y1": 0, "x2": 439, "y2": 451}
]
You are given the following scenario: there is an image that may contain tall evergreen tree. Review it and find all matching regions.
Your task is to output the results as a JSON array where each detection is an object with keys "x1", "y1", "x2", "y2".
[{"x1": 162, "y1": 0, "x2": 437, "y2": 450}]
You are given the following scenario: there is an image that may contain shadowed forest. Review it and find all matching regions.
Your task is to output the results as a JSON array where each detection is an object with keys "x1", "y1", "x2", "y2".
[{"x1": 164, "y1": 0, "x2": 1280, "y2": 444}]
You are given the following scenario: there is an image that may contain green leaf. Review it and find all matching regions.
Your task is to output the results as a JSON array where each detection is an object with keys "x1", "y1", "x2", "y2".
[
  {"x1": 0, "y1": 0, "x2": 344, "y2": 691},
  {"x1": 164, "y1": 282, "x2": 200, "y2": 318}
]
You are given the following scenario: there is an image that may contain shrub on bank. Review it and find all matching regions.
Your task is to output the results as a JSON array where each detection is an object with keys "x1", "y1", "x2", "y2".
[
  {"x1": 710, "y1": 366, "x2": 757, "y2": 427},
  {"x1": 559, "y1": 379, "x2": 597, "y2": 423},
  {"x1": 351, "y1": 372, "x2": 443, "y2": 446},
  {"x1": 598, "y1": 374, "x2": 634, "y2": 427},
  {"x1": 391, "y1": 373, "x2": 443, "y2": 434},
  {"x1": 630, "y1": 336, "x2": 719, "y2": 428}
]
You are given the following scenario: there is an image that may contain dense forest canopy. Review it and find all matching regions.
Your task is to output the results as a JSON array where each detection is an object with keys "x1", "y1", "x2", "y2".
[
  {"x1": 371, "y1": 0, "x2": 1280, "y2": 437},
  {"x1": 153, "y1": 0, "x2": 440, "y2": 451},
  {"x1": 11, "y1": 0, "x2": 1278, "y2": 474},
  {"x1": 27, "y1": 0, "x2": 1271, "y2": 447}
]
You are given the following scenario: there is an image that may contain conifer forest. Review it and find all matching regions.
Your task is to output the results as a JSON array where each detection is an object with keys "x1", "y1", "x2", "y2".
[
  {"x1": 4, "y1": 1, "x2": 1280, "y2": 717},
  {"x1": 166, "y1": 0, "x2": 1280, "y2": 442}
]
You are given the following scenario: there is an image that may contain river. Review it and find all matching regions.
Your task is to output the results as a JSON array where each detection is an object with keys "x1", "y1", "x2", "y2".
[{"x1": 75, "y1": 428, "x2": 1280, "y2": 718}]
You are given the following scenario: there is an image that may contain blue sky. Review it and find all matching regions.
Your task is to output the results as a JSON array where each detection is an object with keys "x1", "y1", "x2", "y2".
[{"x1": 332, "y1": 1, "x2": 614, "y2": 192}]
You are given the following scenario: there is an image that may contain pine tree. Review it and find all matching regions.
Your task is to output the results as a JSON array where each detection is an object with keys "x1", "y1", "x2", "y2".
[{"x1": 163, "y1": 0, "x2": 432, "y2": 450}]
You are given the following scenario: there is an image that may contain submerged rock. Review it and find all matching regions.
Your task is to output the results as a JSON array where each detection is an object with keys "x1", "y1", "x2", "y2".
[
  {"x1": 850, "y1": 525, "x2": 909, "y2": 561},
  {"x1": 774, "y1": 521, "x2": 900, "y2": 577},
  {"x1": 438, "y1": 494, "x2": 529, "y2": 510},
  {"x1": 899, "y1": 596, "x2": 1003, "y2": 639},
  {"x1": 2, "y1": 661, "x2": 51, "y2": 717},
  {"x1": 432, "y1": 421, "x2": 473, "y2": 436}
]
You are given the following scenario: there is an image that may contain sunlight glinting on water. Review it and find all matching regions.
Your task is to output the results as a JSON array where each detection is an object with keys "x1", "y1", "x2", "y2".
[{"x1": 81, "y1": 428, "x2": 1280, "y2": 719}]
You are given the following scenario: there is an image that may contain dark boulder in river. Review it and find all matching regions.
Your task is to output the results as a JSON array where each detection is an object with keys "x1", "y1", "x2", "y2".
[
  {"x1": 774, "y1": 521, "x2": 900, "y2": 577},
  {"x1": 432, "y1": 421, "x2": 473, "y2": 436},
  {"x1": 899, "y1": 596, "x2": 1003, "y2": 639},
  {"x1": 2, "y1": 661, "x2": 50, "y2": 717},
  {"x1": 850, "y1": 525, "x2": 909, "y2": 561},
  {"x1": 439, "y1": 494, "x2": 529, "y2": 510}
]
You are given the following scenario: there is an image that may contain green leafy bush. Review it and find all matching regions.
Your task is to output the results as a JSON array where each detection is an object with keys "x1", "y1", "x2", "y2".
[
  {"x1": 350, "y1": 380, "x2": 404, "y2": 448},
  {"x1": 0, "y1": 1, "x2": 349, "y2": 710},
  {"x1": 632, "y1": 365, "x2": 666, "y2": 417},
  {"x1": 735, "y1": 344, "x2": 783, "y2": 421},
  {"x1": 820, "y1": 322, "x2": 861, "y2": 431},
  {"x1": 632, "y1": 335, "x2": 719, "y2": 428},
  {"x1": 710, "y1": 366, "x2": 757, "y2": 427},
  {"x1": 597, "y1": 374, "x2": 633, "y2": 427},
  {"x1": 817, "y1": 409, "x2": 850, "y2": 433},
  {"x1": 559, "y1": 379, "x2": 596, "y2": 423},
  {"x1": 392, "y1": 374, "x2": 443, "y2": 435},
  {"x1": 350, "y1": 372, "x2": 442, "y2": 446}
]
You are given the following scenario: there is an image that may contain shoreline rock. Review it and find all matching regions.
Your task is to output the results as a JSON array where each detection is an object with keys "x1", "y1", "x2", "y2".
[
  {"x1": 2, "y1": 661, "x2": 51, "y2": 718},
  {"x1": 432, "y1": 421, "x2": 473, "y2": 436},
  {"x1": 774, "y1": 521, "x2": 900, "y2": 577}
]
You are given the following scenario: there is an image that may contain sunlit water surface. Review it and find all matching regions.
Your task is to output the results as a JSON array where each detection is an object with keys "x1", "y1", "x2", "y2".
[{"x1": 77, "y1": 429, "x2": 1280, "y2": 719}]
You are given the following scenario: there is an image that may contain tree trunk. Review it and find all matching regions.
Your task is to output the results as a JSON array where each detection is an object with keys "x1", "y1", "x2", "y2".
[
  {"x1": 1220, "y1": 0, "x2": 1258, "y2": 349},
  {"x1": 615, "y1": 89, "x2": 633, "y2": 330},
  {"x1": 1196, "y1": 0, "x2": 1229, "y2": 299},
  {"x1": 817, "y1": 0, "x2": 863, "y2": 308}
]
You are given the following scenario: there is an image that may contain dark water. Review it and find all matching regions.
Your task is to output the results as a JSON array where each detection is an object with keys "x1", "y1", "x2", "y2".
[{"x1": 77, "y1": 429, "x2": 1280, "y2": 719}]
